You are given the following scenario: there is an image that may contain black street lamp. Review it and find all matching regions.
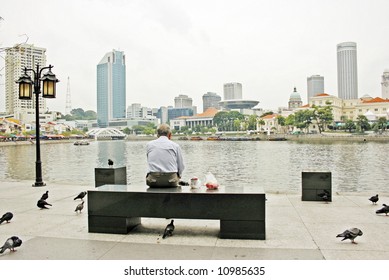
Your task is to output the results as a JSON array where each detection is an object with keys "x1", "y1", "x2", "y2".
[{"x1": 16, "y1": 64, "x2": 59, "y2": 187}]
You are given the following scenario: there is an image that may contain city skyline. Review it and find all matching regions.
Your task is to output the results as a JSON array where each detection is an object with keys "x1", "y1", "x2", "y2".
[{"x1": 1, "y1": 0, "x2": 389, "y2": 114}]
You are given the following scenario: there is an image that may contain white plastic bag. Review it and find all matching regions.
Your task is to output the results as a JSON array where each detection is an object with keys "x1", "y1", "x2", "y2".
[{"x1": 204, "y1": 172, "x2": 219, "y2": 189}]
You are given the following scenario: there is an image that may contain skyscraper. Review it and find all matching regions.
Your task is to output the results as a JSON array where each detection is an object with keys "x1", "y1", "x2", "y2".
[
  {"x1": 223, "y1": 82, "x2": 242, "y2": 100},
  {"x1": 97, "y1": 50, "x2": 126, "y2": 127},
  {"x1": 337, "y1": 42, "x2": 358, "y2": 99},
  {"x1": 307, "y1": 75, "x2": 324, "y2": 101},
  {"x1": 174, "y1": 94, "x2": 192, "y2": 108},
  {"x1": 5, "y1": 44, "x2": 47, "y2": 119},
  {"x1": 381, "y1": 70, "x2": 389, "y2": 99},
  {"x1": 202, "y1": 92, "x2": 221, "y2": 112}
]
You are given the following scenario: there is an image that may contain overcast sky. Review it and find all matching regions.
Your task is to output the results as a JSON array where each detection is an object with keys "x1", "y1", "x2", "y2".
[{"x1": 1, "y1": 0, "x2": 389, "y2": 113}]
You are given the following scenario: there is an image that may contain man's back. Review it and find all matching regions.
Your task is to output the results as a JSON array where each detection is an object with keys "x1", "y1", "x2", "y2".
[{"x1": 145, "y1": 124, "x2": 185, "y2": 188}]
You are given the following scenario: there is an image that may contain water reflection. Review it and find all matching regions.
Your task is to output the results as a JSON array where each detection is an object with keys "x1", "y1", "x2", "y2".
[{"x1": 0, "y1": 140, "x2": 388, "y2": 194}]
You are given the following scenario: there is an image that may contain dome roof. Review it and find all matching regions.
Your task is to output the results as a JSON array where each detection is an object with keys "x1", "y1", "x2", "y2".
[{"x1": 289, "y1": 87, "x2": 302, "y2": 100}]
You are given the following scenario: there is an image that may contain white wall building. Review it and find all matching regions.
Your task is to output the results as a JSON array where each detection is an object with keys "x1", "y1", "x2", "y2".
[{"x1": 5, "y1": 44, "x2": 47, "y2": 121}]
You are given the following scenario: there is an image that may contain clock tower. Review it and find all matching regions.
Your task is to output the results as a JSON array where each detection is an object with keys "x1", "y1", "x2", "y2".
[{"x1": 382, "y1": 70, "x2": 389, "y2": 99}]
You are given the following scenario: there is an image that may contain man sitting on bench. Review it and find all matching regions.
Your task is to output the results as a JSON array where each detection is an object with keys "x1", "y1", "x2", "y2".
[{"x1": 146, "y1": 124, "x2": 185, "y2": 188}]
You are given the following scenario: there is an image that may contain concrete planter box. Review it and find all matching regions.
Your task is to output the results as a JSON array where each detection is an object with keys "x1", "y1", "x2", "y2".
[
  {"x1": 95, "y1": 166, "x2": 127, "y2": 187},
  {"x1": 301, "y1": 171, "x2": 332, "y2": 202}
]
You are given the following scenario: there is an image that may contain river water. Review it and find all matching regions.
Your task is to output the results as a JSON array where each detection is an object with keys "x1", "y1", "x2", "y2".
[{"x1": 0, "y1": 139, "x2": 388, "y2": 193}]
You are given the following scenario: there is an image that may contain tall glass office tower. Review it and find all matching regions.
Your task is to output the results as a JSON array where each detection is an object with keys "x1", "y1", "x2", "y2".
[
  {"x1": 97, "y1": 50, "x2": 126, "y2": 127},
  {"x1": 337, "y1": 42, "x2": 358, "y2": 100}
]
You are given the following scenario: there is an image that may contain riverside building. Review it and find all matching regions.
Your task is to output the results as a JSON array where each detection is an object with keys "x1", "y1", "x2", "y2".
[{"x1": 5, "y1": 43, "x2": 47, "y2": 121}]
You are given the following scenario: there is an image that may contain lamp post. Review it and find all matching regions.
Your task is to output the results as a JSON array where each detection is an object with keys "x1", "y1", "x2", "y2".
[{"x1": 16, "y1": 64, "x2": 59, "y2": 187}]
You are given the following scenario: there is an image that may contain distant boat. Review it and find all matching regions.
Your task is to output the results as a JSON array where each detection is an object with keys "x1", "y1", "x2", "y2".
[
  {"x1": 74, "y1": 140, "x2": 90, "y2": 145},
  {"x1": 190, "y1": 136, "x2": 203, "y2": 141},
  {"x1": 268, "y1": 137, "x2": 287, "y2": 141},
  {"x1": 206, "y1": 136, "x2": 221, "y2": 141}
]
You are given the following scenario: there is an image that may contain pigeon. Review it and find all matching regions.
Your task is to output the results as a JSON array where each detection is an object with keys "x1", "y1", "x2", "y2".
[
  {"x1": 75, "y1": 201, "x2": 85, "y2": 214},
  {"x1": 318, "y1": 190, "x2": 330, "y2": 202},
  {"x1": 37, "y1": 199, "x2": 52, "y2": 209},
  {"x1": 336, "y1": 228, "x2": 363, "y2": 244},
  {"x1": 0, "y1": 236, "x2": 22, "y2": 254},
  {"x1": 369, "y1": 194, "x2": 379, "y2": 204},
  {"x1": 74, "y1": 191, "x2": 87, "y2": 201},
  {"x1": 162, "y1": 220, "x2": 175, "y2": 239},
  {"x1": 0, "y1": 212, "x2": 13, "y2": 224},
  {"x1": 376, "y1": 204, "x2": 389, "y2": 216},
  {"x1": 41, "y1": 190, "x2": 49, "y2": 200},
  {"x1": 108, "y1": 159, "x2": 114, "y2": 167}
]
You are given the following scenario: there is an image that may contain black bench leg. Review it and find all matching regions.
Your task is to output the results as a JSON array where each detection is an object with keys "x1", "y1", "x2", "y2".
[
  {"x1": 88, "y1": 216, "x2": 141, "y2": 234},
  {"x1": 220, "y1": 220, "x2": 265, "y2": 240}
]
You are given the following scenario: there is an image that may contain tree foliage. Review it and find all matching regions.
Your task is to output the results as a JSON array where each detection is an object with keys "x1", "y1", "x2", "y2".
[
  {"x1": 64, "y1": 108, "x2": 97, "y2": 121},
  {"x1": 213, "y1": 111, "x2": 244, "y2": 131}
]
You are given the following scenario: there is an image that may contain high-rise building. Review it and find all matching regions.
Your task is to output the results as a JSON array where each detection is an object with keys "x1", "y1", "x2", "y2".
[
  {"x1": 223, "y1": 82, "x2": 242, "y2": 100},
  {"x1": 174, "y1": 94, "x2": 192, "y2": 108},
  {"x1": 5, "y1": 44, "x2": 47, "y2": 119},
  {"x1": 288, "y1": 87, "x2": 302, "y2": 110},
  {"x1": 202, "y1": 92, "x2": 221, "y2": 112},
  {"x1": 307, "y1": 75, "x2": 324, "y2": 101},
  {"x1": 97, "y1": 50, "x2": 126, "y2": 127},
  {"x1": 337, "y1": 42, "x2": 358, "y2": 99},
  {"x1": 381, "y1": 70, "x2": 389, "y2": 99}
]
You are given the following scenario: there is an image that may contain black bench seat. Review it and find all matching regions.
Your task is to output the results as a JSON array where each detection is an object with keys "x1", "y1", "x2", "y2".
[{"x1": 87, "y1": 184, "x2": 266, "y2": 240}]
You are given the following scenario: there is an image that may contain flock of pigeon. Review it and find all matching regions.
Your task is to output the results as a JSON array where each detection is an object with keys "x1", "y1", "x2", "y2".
[
  {"x1": 1, "y1": 180, "x2": 387, "y2": 254},
  {"x1": 0, "y1": 189, "x2": 88, "y2": 255},
  {"x1": 335, "y1": 194, "x2": 389, "y2": 244}
]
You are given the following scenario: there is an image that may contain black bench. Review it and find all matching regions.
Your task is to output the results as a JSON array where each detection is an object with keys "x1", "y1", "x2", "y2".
[{"x1": 87, "y1": 184, "x2": 266, "y2": 240}]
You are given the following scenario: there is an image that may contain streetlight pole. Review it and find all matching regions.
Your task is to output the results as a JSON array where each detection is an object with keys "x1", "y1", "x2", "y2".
[{"x1": 16, "y1": 64, "x2": 59, "y2": 187}]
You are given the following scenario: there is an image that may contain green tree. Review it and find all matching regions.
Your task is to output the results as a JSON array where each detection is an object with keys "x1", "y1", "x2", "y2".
[
  {"x1": 376, "y1": 117, "x2": 387, "y2": 134},
  {"x1": 247, "y1": 115, "x2": 258, "y2": 131},
  {"x1": 344, "y1": 119, "x2": 356, "y2": 132},
  {"x1": 276, "y1": 115, "x2": 287, "y2": 133},
  {"x1": 294, "y1": 110, "x2": 314, "y2": 133},
  {"x1": 122, "y1": 127, "x2": 131, "y2": 135},
  {"x1": 213, "y1": 111, "x2": 244, "y2": 131},
  {"x1": 312, "y1": 102, "x2": 334, "y2": 133},
  {"x1": 356, "y1": 115, "x2": 370, "y2": 132}
]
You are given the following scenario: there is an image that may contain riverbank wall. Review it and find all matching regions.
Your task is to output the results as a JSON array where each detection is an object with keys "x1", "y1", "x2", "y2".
[{"x1": 1, "y1": 133, "x2": 388, "y2": 147}]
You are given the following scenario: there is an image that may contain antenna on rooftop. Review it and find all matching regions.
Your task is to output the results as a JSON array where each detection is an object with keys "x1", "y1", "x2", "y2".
[{"x1": 65, "y1": 76, "x2": 72, "y2": 115}]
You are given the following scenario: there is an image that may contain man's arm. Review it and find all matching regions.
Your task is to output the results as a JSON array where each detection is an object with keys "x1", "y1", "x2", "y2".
[{"x1": 176, "y1": 146, "x2": 185, "y2": 178}]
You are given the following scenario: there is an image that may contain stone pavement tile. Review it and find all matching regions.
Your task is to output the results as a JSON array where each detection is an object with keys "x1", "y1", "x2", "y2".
[
  {"x1": 40, "y1": 214, "x2": 128, "y2": 243},
  {"x1": 265, "y1": 194, "x2": 293, "y2": 206},
  {"x1": 321, "y1": 249, "x2": 389, "y2": 260},
  {"x1": 100, "y1": 242, "x2": 215, "y2": 260},
  {"x1": 216, "y1": 223, "x2": 317, "y2": 250},
  {"x1": 0, "y1": 236, "x2": 117, "y2": 260},
  {"x1": 266, "y1": 204, "x2": 303, "y2": 225},
  {"x1": 0, "y1": 212, "x2": 75, "y2": 236},
  {"x1": 211, "y1": 247, "x2": 325, "y2": 260},
  {"x1": 293, "y1": 206, "x2": 379, "y2": 224}
]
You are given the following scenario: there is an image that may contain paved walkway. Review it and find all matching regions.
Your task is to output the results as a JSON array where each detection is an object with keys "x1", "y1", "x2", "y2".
[{"x1": 1, "y1": 180, "x2": 389, "y2": 260}]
